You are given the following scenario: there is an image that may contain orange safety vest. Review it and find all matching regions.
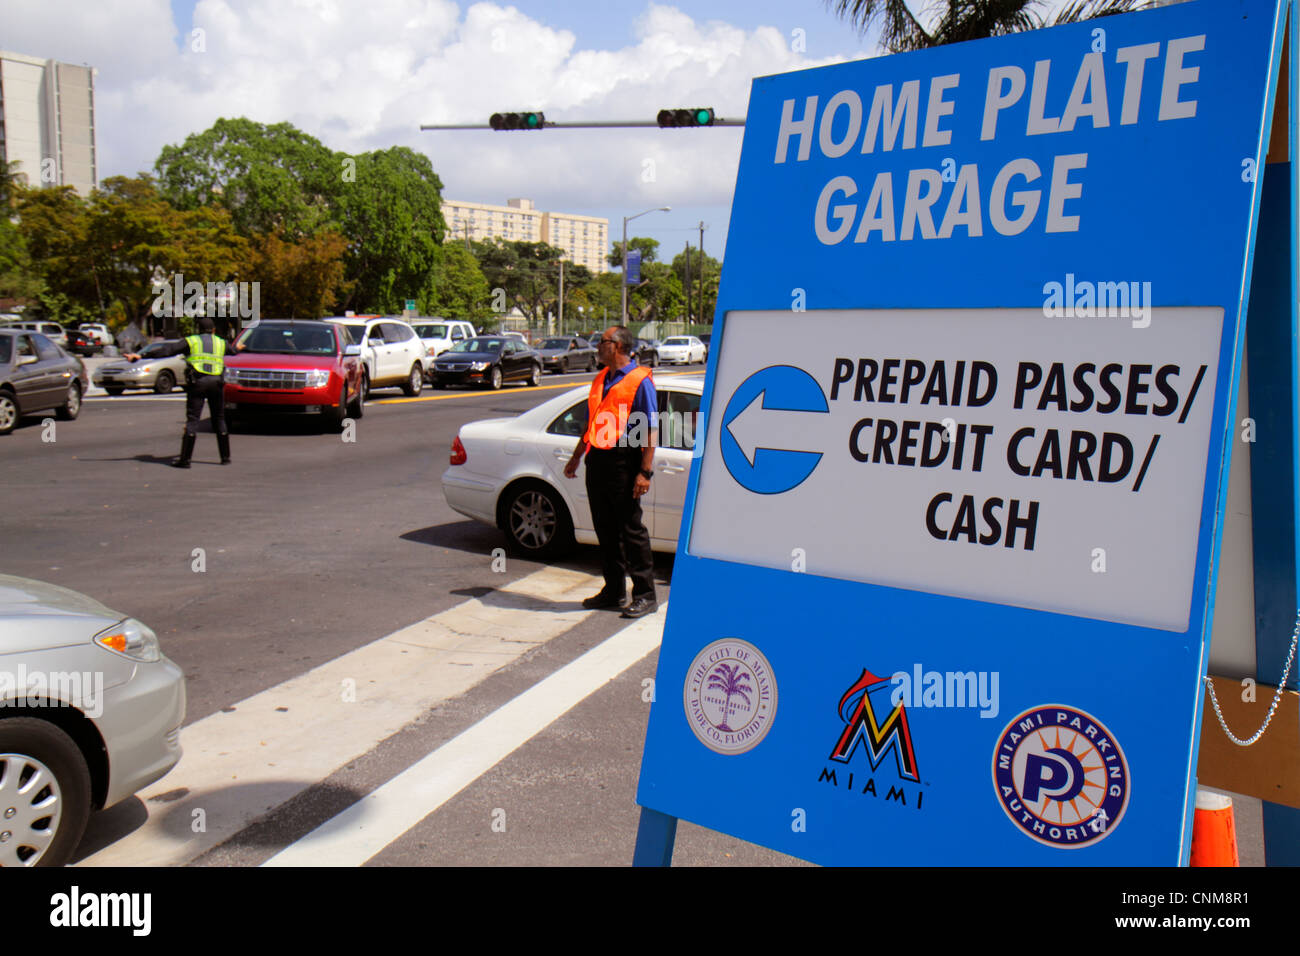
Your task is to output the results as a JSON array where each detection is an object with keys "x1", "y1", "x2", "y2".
[{"x1": 584, "y1": 365, "x2": 652, "y2": 449}]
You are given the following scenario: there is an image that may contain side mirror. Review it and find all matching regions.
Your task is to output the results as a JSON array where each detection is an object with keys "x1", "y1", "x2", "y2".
[
  {"x1": 344, "y1": 344, "x2": 361, "y2": 357},
  {"x1": 17, "y1": 354, "x2": 37, "y2": 366}
]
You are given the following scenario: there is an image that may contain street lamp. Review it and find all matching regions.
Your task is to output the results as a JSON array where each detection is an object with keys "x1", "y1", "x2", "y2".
[{"x1": 621, "y1": 206, "x2": 670, "y2": 325}]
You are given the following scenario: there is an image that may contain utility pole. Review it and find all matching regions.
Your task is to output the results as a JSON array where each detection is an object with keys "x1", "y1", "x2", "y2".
[
  {"x1": 698, "y1": 221, "x2": 708, "y2": 327},
  {"x1": 558, "y1": 259, "x2": 564, "y2": 334},
  {"x1": 684, "y1": 240, "x2": 692, "y2": 328}
]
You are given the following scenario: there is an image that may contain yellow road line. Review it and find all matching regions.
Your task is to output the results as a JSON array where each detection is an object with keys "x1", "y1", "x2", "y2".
[{"x1": 373, "y1": 370, "x2": 702, "y2": 405}]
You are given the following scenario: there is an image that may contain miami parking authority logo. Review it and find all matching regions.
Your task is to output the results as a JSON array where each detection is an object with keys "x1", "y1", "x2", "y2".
[
  {"x1": 992, "y1": 705, "x2": 1129, "y2": 848},
  {"x1": 683, "y1": 639, "x2": 777, "y2": 755}
]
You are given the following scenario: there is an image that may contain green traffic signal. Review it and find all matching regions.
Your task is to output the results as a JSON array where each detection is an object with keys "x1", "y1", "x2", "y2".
[
  {"x1": 657, "y1": 107, "x2": 715, "y2": 128},
  {"x1": 490, "y1": 111, "x2": 545, "y2": 131}
]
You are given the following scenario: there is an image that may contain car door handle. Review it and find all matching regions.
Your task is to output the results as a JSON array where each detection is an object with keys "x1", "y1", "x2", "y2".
[
  {"x1": 658, "y1": 461, "x2": 686, "y2": 474},
  {"x1": 553, "y1": 449, "x2": 572, "y2": 460}
]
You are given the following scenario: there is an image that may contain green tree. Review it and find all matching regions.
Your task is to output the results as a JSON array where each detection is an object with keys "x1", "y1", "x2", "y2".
[
  {"x1": 670, "y1": 247, "x2": 722, "y2": 325},
  {"x1": 154, "y1": 117, "x2": 340, "y2": 237},
  {"x1": 827, "y1": 0, "x2": 1146, "y2": 52},
  {"x1": 472, "y1": 238, "x2": 568, "y2": 325},
  {"x1": 248, "y1": 230, "x2": 351, "y2": 319},
  {"x1": 428, "y1": 243, "x2": 492, "y2": 320},
  {"x1": 16, "y1": 185, "x2": 100, "y2": 322},
  {"x1": 333, "y1": 147, "x2": 446, "y2": 313},
  {"x1": 629, "y1": 261, "x2": 684, "y2": 325},
  {"x1": 606, "y1": 236, "x2": 660, "y2": 269}
]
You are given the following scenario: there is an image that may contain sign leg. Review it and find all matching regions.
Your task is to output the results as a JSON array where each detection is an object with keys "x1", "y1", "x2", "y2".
[{"x1": 632, "y1": 807, "x2": 678, "y2": 866}]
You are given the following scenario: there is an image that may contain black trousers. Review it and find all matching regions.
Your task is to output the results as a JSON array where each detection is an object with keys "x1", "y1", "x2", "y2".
[
  {"x1": 584, "y1": 447, "x2": 655, "y2": 599},
  {"x1": 184, "y1": 374, "x2": 227, "y2": 436}
]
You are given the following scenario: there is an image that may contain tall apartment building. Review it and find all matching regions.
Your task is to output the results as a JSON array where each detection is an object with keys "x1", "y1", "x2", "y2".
[
  {"x1": 442, "y1": 197, "x2": 609, "y2": 274},
  {"x1": 0, "y1": 51, "x2": 97, "y2": 196}
]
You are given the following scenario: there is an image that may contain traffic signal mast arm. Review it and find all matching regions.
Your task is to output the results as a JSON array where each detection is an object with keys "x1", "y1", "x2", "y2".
[{"x1": 420, "y1": 108, "x2": 743, "y2": 130}]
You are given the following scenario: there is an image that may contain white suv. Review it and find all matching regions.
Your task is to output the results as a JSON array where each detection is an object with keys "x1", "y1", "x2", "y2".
[
  {"x1": 324, "y1": 317, "x2": 427, "y2": 398},
  {"x1": 411, "y1": 319, "x2": 476, "y2": 377}
]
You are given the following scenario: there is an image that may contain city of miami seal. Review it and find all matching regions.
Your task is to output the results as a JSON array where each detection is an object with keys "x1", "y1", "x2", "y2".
[
  {"x1": 993, "y1": 704, "x2": 1130, "y2": 848},
  {"x1": 683, "y1": 639, "x2": 777, "y2": 755}
]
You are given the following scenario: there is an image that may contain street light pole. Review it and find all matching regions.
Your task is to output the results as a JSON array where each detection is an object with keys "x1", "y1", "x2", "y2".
[{"x1": 621, "y1": 206, "x2": 670, "y2": 326}]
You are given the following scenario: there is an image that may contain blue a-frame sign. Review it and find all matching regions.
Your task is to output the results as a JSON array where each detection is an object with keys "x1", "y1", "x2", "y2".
[{"x1": 635, "y1": 0, "x2": 1294, "y2": 865}]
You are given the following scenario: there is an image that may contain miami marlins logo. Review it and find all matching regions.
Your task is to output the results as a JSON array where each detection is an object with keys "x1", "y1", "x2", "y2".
[{"x1": 830, "y1": 668, "x2": 920, "y2": 782}]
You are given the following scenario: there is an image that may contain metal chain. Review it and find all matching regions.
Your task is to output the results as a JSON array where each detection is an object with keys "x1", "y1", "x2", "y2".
[{"x1": 1204, "y1": 610, "x2": 1300, "y2": 746}]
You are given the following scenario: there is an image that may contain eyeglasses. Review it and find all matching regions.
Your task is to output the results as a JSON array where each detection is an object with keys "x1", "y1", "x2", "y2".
[{"x1": 598, "y1": 338, "x2": 616, "y2": 345}]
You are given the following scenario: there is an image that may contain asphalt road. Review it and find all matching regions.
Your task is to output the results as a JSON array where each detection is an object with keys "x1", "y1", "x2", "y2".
[{"x1": 2, "y1": 364, "x2": 807, "y2": 865}]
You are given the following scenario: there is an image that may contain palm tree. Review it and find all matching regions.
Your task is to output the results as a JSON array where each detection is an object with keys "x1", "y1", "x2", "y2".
[
  {"x1": 827, "y1": 0, "x2": 1151, "y2": 53},
  {"x1": 707, "y1": 663, "x2": 754, "y2": 732}
]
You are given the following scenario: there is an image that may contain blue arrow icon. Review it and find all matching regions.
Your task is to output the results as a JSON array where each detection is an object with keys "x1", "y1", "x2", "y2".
[{"x1": 720, "y1": 365, "x2": 828, "y2": 494}]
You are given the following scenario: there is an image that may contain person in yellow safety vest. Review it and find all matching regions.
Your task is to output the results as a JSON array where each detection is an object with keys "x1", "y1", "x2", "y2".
[
  {"x1": 124, "y1": 316, "x2": 241, "y2": 468},
  {"x1": 563, "y1": 325, "x2": 659, "y2": 619}
]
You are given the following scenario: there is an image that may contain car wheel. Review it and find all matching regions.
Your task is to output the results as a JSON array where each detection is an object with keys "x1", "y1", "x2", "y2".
[
  {"x1": 586, "y1": 356, "x2": 595, "y2": 372},
  {"x1": 104, "y1": 386, "x2": 125, "y2": 396},
  {"x1": 0, "y1": 718, "x2": 92, "y2": 867},
  {"x1": 503, "y1": 482, "x2": 574, "y2": 558},
  {"x1": 322, "y1": 386, "x2": 348, "y2": 432},
  {"x1": 489, "y1": 366, "x2": 503, "y2": 390},
  {"x1": 403, "y1": 363, "x2": 423, "y2": 397},
  {"x1": 361, "y1": 371, "x2": 370, "y2": 403},
  {"x1": 347, "y1": 380, "x2": 364, "y2": 419},
  {"x1": 153, "y1": 370, "x2": 175, "y2": 394},
  {"x1": 0, "y1": 390, "x2": 18, "y2": 435},
  {"x1": 528, "y1": 364, "x2": 541, "y2": 387},
  {"x1": 55, "y1": 382, "x2": 81, "y2": 421}
]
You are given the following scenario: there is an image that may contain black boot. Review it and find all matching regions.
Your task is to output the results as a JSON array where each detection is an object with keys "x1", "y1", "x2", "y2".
[
  {"x1": 172, "y1": 433, "x2": 195, "y2": 469},
  {"x1": 217, "y1": 432, "x2": 231, "y2": 464}
]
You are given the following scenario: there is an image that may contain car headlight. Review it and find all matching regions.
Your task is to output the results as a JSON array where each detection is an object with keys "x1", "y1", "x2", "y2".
[
  {"x1": 93, "y1": 617, "x2": 161, "y2": 662},
  {"x1": 470, "y1": 361, "x2": 490, "y2": 371},
  {"x1": 305, "y1": 368, "x2": 331, "y2": 387},
  {"x1": 223, "y1": 369, "x2": 239, "y2": 383}
]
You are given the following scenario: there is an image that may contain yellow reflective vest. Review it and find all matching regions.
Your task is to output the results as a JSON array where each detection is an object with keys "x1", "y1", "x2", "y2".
[{"x1": 185, "y1": 335, "x2": 226, "y2": 376}]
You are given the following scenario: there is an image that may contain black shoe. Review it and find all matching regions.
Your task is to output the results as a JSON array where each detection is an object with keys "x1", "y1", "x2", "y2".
[
  {"x1": 172, "y1": 433, "x2": 195, "y2": 468},
  {"x1": 217, "y1": 432, "x2": 231, "y2": 464},
  {"x1": 621, "y1": 595, "x2": 658, "y2": 619},
  {"x1": 171, "y1": 458, "x2": 191, "y2": 469},
  {"x1": 582, "y1": 591, "x2": 627, "y2": 610}
]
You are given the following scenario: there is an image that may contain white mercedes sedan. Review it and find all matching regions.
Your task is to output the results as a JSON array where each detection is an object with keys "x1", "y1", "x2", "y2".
[
  {"x1": 441, "y1": 377, "x2": 704, "y2": 557},
  {"x1": 656, "y1": 336, "x2": 706, "y2": 365}
]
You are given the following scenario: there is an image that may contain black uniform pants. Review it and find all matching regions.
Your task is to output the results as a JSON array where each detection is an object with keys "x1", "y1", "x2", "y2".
[
  {"x1": 185, "y1": 374, "x2": 227, "y2": 436},
  {"x1": 584, "y1": 446, "x2": 655, "y2": 600}
]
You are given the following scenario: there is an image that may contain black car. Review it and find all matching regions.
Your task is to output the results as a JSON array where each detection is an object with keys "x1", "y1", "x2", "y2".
[
  {"x1": 430, "y1": 336, "x2": 542, "y2": 390},
  {"x1": 698, "y1": 333, "x2": 711, "y2": 359},
  {"x1": 536, "y1": 336, "x2": 597, "y2": 374},
  {"x1": 62, "y1": 328, "x2": 99, "y2": 356},
  {"x1": 0, "y1": 330, "x2": 88, "y2": 435},
  {"x1": 635, "y1": 339, "x2": 660, "y2": 368}
]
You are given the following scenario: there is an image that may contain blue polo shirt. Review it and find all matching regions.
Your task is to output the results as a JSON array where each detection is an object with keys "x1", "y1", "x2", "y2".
[{"x1": 598, "y1": 359, "x2": 657, "y2": 441}]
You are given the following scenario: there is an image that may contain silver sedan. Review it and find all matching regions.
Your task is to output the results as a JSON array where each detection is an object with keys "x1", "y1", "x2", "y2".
[
  {"x1": 0, "y1": 575, "x2": 185, "y2": 866},
  {"x1": 92, "y1": 341, "x2": 188, "y2": 395}
]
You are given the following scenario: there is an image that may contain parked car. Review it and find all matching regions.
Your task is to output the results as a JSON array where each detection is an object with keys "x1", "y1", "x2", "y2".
[
  {"x1": 430, "y1": 336, "x2": 542, "y2": 390},
  {"x1": 3, "y1": 320, "x2": 69, "y2": 348},
  {"x1": 0, "y1": 574, "x2": 185, "y2": 866},
  {"x1": 658, "y1": 335, "x2": 706, "y2": 365},
  {"x1": 77, "y1": 323, "x2": 115, "y2": 348},
  {"x1": 92, "y1": 341, "x2": 188, "y2": 394},
  {"x1": 536, "y1": 336, "x2": 597, "y2": 374},
  {"x1": 323, "y1": 316, "x2": 426, "y2": 398},
  {"x1": 635, "y1": 339, "x2": 661, "y2": 368},
  {"x1": 223, "y1": 320, "x2": 364, "y2": 430},
  {"x1": 411, "y1": 319, "x2": 477, "y2": 377},
  {"x1": 0, "y1": 330, "x2": 87, "y2": 435},
  {"x1": 442, "y1": 376, "x2": 704, "y2": 556},
  {"x1": 62, "y1": 329, "x2": 99, "y2": 357}
]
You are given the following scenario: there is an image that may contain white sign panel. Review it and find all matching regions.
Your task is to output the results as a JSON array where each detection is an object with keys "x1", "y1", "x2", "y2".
[{"x1": 689, "y1": 307, "x2": 1224, "y2": 631}]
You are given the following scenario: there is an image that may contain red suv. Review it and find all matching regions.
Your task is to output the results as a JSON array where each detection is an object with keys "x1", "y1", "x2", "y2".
[{"x1": 223, "y1": 320, "x2": 364, "y2": 429}]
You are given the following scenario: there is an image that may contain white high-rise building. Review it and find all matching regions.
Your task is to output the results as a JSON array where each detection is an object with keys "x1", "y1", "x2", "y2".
[
  {"x1": 0, "y1": 50, "x2": 98, "y2": 196},
  {"x1": 443, "y1": 197, "x2": 610, "y2": 273}
]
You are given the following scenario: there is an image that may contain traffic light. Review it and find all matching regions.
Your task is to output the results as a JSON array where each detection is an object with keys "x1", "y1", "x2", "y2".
[
  {"x1": 489, "y1": 111, "x2": 545, "y2": 131},
  {"x1": 657, "y1": 107, "x2": 715, "y2": 128}
]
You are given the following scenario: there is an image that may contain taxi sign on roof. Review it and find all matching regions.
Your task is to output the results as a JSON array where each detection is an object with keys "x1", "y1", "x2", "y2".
[{"x1": 636, "y1": 0, "x2": 1291, "y2": 865}]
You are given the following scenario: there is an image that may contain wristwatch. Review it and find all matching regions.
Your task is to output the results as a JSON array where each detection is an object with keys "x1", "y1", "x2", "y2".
[{"x1": 639, "y1": 468, "x2": 654, "y2": 480}]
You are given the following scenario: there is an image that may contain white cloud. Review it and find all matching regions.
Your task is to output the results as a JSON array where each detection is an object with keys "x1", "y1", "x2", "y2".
[{"x1": 3, "y1": 0, "x2": 848, "y2": 215}]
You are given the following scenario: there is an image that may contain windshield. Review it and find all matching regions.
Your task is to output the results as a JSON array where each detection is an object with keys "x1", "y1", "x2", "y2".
[
  {"x1": 413, "y1": 324, "x2": 448, "y2": 338},
  {"x1": 449, "y1": 338, "x2": 505, "y2": 354},
  {"x1": 139, "y1": 343, "x2": 171, "y2": 359},
  {"x1": 237, "y1": 325, "x2": 337, "y2": 355},
  {"x1": 664, "y1": 337, "x2": 689, "y2": 345},
  {"x1": 541, "y1": 338, "x2": 574, "y2": 350},
  {"x1": 0, "y1": 337, "x2": 10, "y2": 363}
]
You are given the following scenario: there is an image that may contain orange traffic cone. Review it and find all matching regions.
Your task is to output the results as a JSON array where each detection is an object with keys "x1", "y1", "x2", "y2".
[{"x1": 1190, "y1": 789, "x2": 1239, "y2": 866}]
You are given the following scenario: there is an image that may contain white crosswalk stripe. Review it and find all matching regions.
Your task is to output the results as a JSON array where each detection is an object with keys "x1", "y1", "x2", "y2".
[
  {"x1": 77, "y1": 565, "x2": 611, "y2": 867},
  {"x1": 264, "y1": 605, "x2": 665, "y2": 866}
]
